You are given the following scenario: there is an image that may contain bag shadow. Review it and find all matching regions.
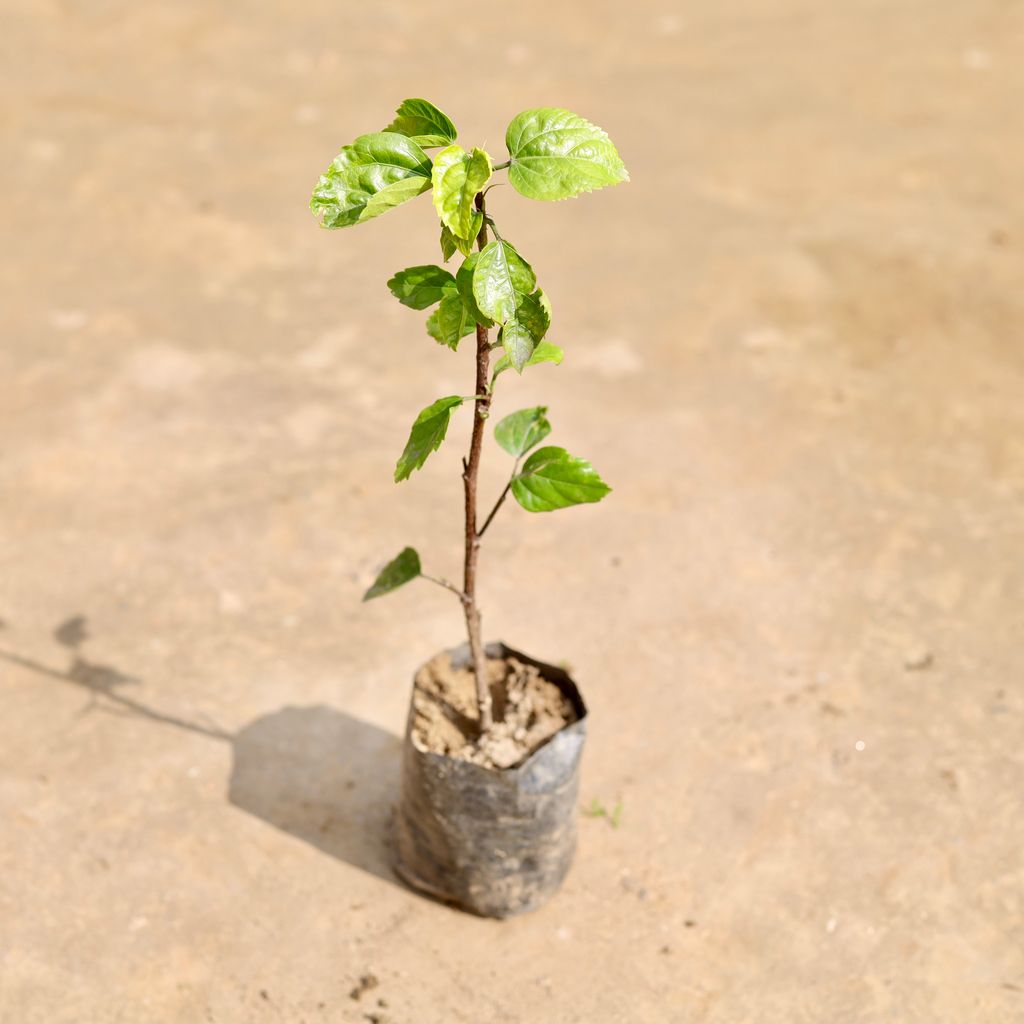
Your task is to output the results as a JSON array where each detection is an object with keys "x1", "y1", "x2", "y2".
[
  {"x1": 2, "y1": 615, "x2": 405, "y2": 888},
  {"x1": 228, "y1": 706, "x2": 403, "y2": 885}
]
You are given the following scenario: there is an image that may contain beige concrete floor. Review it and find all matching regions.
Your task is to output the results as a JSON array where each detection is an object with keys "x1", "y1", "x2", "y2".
[{"x1": 2, "y1": 1, "x2": 1023, "y2": 1021}]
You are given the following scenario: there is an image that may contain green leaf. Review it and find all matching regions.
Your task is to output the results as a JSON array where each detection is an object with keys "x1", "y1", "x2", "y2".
[
  {"x1": 505, "y1": 108, "x2": 629, "y2": 201},
  {"x1": 387, "y1": 265, "x2": 456, "y2": 310},
  {"x1": 439, "y1": 225, "x2": 458, "y2": 262},
  {"x1": 426, "y1": 292, "x2": 474, "y2": 350},
  {"x1": 363, "y1": 547, "x2": 421, "y2": 601},
  {"x1": 394, "y1": 396, "x2": 464, "y2": 482},
  {"x1": 492, "y1": 340, "x2": 563, "y2": 383},
  {"x1": 425, "y1": 307, "x2": 440, "y2": 341},
  {"x1": 360, "y1": 175, "x2": 431, "y2": 220},
  {"x1": 511, "y1": 446, "x2": 611, "y2": 512},
  {"x1": 456, "y1": 252, "x2": 494, "y2": 327},
  {"x1": 538, "y1": 288, "x2": 553, "y2": 321},
  {"x1": 499, "y1": 319, "x2": 535, "y2": 374},
  {"x1": 472, "y1": 239, "x2": 536, "y2": 323},
  {"x1": 383, "y1": 98, "x2": 457, "y2": 148},
  {"x1": 440, "y1": 213, "x2": 483, "y2": 262},
  {"x1": 494, "y1": 407, "x2": 551, "y2": 457},
  {"x1": 472, "y1": 239, "x2": 549, "y2": 370},
  {"x1": 311, "y1": 132, "x2": 432, "y2": 228},
  {"x1": 465, "y1": 212, "x2": 484, "y2": 251},
  {"x1": 499, "y1": 291, "x2": 550, "y2": 371},
  {"x1": 432, "y1": 146, "x2": 492, "y2": 240}
]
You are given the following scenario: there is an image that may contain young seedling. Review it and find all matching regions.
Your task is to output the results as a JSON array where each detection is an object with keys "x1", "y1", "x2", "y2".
[
  {"x1": 311, "y1": 99, "x2": 628, "y2": 734},
  {"x1": 582, "y1": 797, "x2": 625, "y2": 829}
]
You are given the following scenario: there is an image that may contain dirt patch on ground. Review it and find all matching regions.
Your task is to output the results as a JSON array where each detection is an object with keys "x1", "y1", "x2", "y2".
[{"x1": 411, "y1": 652, "x2": 576, "y2": 769}]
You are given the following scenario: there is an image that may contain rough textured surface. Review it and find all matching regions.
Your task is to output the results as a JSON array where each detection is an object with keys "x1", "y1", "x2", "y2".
[
  {"x1": 396, "y1": 644, "x2": 586, "y2": 918},
  {"x1": 412, "y1": 648, "x2": 576, "y2": 769},
  {"x1": 1, "y1": 0, "x2": 1023, "y2": 1020}
]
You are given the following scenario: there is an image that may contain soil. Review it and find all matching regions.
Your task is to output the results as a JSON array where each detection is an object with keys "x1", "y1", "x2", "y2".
[{"x1": 410, "y1": 651, "x2": 576, "y2": 769}]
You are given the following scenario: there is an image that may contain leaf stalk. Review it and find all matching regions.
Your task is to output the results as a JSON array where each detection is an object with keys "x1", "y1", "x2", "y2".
[{"x1": 420, "y1": 573, "x2": 470, "y2": 604}]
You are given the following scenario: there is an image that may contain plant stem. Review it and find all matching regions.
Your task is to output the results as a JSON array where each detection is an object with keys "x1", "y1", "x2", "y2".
[
  {"x1": 477, "y1": 478, "x2": 512, "y2": 540},
  {"x1": 462, "y1": 191, "x2": 493, "y2": 734}
]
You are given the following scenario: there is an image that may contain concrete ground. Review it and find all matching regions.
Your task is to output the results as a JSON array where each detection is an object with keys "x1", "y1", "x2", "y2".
[{"x1": 2, "y1": 1, "x2": 1023, "y2": 1021}]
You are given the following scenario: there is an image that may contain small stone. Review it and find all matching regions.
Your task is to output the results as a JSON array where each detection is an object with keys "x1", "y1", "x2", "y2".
[
  {"x1": 349, "y1": 974, "x2": 379, "y2": 1002},
  {"x1": 483, "y1": 736, "x2": 521, "y2": 769},
  {"x1": 904, "y1": 647, "x2": 934, "y2": 671}
]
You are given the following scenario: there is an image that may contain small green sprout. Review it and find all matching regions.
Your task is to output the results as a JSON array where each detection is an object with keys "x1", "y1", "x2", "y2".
[{"x1": 582, "y1": 797, "x2": 624, "y2": 829}]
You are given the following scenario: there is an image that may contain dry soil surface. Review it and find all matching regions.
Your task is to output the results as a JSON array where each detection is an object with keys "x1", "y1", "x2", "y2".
[{"x1": 2, "y1": 1, "x2": 1023, "y2": 1022}]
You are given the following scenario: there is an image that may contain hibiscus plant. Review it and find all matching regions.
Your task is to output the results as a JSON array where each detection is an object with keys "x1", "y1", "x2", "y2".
[{"x1": 311, "y1": 99, "x2": 628, "y2": 731}]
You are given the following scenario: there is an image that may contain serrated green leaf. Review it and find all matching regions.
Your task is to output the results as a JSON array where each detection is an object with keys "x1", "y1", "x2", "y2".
[
  {"x1": 456, "y1": 252, "x2": 494, "y2": 327},
  {"x1": 426, "y1": 292, "x2": 475, "y2": 350},
  {"x1": 383, "y1": 98, "x2": 457, "y2": 148},
  {"x1": 464, "y1": 212, "x2": 484, "y2": 251},
  {"x1": 311, "y1": 132, "x2": 432, "y2": 228},
  {"x1": 440, "y1": 213, "x2": 483, "y2": 262},
  {"x1": 472, "y1": 239, "x2": 536, "y2": 323},
  {"x1": 472, "y1": 239, "x2": 548, "y2": 370},
  {"x1": 510, "y1": 446, "x2": 611, "y2": 512},
  {"x1": 439, "y1": 225, "x2": 458, "y2": 262},
  {"x1": 394, "y1": 396, "x2": 464, "y2": 482},
  {"x1": 518, "y1": 290, "x2": 551, "y2": 336},
  {"x1": 432, "y1": 146, "x2": 492, "y2": 240},
  {"x1": 491, "y1": 340, "x2": 563, "y2": 383},
  {"x1": 505, "y1": 108, "x2": 628, "y2": 201},
  {"x1": 387, "y1": 265, "x2": 456, "y2": 310},
  {"x1": 361, "y1": 175, "x2": 431, "y2": 220},
  {"x1": 425, "y1": 307, "x2": 440, "y2": 341},
  {"x1": 494, "y1": 406, "x2": 551, "y2": 457},
  {"x1": 363, "y1": 547, "x2": 421, "y2": 601},
  {"x1": 500, "y1": 318, "x2": 536, "y2": 373},
  {"x1": 500, "y1": 290, "x2": 550, "y2": 370}
]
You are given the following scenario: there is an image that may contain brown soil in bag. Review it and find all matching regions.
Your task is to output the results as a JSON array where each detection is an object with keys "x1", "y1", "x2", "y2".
[{"x1": 411, "y1": 650, "x2": 577, "y2": 770}]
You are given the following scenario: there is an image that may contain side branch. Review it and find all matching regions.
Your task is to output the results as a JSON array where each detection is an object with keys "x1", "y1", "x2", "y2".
[
  {"x1": 420, "y1": 573, "x2": 470, "y2": 604},
  {"x1": 477, "y1": 480, "x2": 512, "y2": 540}
]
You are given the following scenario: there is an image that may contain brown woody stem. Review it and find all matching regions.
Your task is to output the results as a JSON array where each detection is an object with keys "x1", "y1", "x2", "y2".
[{"x1": 462, "y1": 191, "x2": 493, "y2": 733}]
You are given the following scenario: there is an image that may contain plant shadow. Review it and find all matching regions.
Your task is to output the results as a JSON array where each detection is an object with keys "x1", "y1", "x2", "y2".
[
  {"x1": 228, "y1": 705, "x2": 402, "y2": 884},
  {"x1": 1, "y1": 615, "x2": 404, "y2": 888}
]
